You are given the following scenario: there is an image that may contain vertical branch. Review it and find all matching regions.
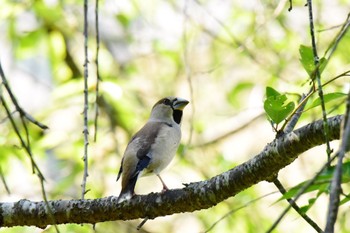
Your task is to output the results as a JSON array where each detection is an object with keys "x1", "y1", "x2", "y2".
[
  {"x1": 325, "y1": 89, "x2": 350, "y2": 233},
  {"x1": 323, "y1": 14, "x2": 350, "y2": 233},
  {"x1": 269, "y1": 9, "x2": 350, "y2": 233},
  {"x1": 81, "y1": 0, "x2": 90, "y2": 199},
  {"x1": 93, "y1": 0, "x2": 101, "y2": 142},
  {"x1": 307, "y1": 0, "x2": 332, "y2": 161},
  {"x1": 271, "y1": 89, "x2": 323, "y2": 233}
]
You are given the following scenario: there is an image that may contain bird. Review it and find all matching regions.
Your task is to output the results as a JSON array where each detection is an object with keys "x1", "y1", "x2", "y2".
[{"x1": 116, "y1": 97, "x2": 189, "y2": 203}]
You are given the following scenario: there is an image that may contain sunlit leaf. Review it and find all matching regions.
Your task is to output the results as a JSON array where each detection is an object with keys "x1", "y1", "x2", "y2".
[
  {"x1": 277, "y1": 162, "x2": 350, "y2": 202},
  {"x1": 299, "y1": 45, "x2": 314, "y2": 76},
  {"x1": 318, "y1": 57, "x2": 328, "y2": 74},
  {"x1": 264, "y1": 87, "x2": 295, "y2": 124},
  {"x1": 305, "y1": 92, "x2": 347, "y2": 110},
  {"x1": 299, "y1": 197, "x2": 317, "y2": 214},
  {"x1": 266, "y1": 86, "x2": 281, "y2": 98},
  {"x1": 340, "y1": 195, "x2": 350, "y2": 206},
  {"x1": 277, "y1": 179, "x2": 330, "y2": 201},
  {"x1": 299, "y1": 45, "x2": 328, "y2": 77}
]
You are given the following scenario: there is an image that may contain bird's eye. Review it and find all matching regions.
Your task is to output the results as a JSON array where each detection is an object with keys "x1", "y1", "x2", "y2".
[{"x1": 163, "y1": 99, "x2": 171, "y2": 105}]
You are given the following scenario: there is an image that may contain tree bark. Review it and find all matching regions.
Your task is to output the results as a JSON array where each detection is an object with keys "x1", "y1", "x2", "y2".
[{"x1": 0, "y1": 115, "x2": 342, "y2": 228}]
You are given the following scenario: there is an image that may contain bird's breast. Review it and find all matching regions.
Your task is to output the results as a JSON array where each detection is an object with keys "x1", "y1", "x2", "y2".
[{"x1": 145, "y1": 124, "x2": 181, "y2": 175}]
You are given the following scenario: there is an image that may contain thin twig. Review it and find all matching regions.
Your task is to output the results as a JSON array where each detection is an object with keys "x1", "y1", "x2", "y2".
[
  {"x1": 0, "y1": 67, "x2": 45, "y2": 178},
  {"x1": 283, "y1": 91, "x2": 311, "y2": 134},
  {"x1": 93, "y1": 0, "x2": 101, "y2": 142},
  {"x1": 273, "y1": 179, "x2": 323, "y2": 233},
  {"x1": 273, "y1": 90, "x2": 324, "y2": 233},
  {"x1": 307, "y1": 0, "x2": 332, "y2": 161},
  {"x1": 324, "y1": 13, "x2": 350, "y2": 62},
  {"x1": 0, "y1": 96, "x2": 60, "y2": 232},
  {"x1": 81, "y1": 0, "x2": 90, "y2": 199},
  {"x1": 0, "y1": 63, "x2": 48, "y2": 130},
  {"x1": 325, "y1": 88, "x2": 350, "y2": 233},
  {"x1": 266, "y1": 3, "x2": 347, "y2": 232},
  {"x1": 21, "y1": 113, "x2": 35, "y2": 173},
  {"x1": 137, "y1": 217, "x2": 149, "y2": 231},
  {"x1": 39, "y1": 177, "x2": 60, "y2": 233},
  {"x1": 0, "y1": 97, "x2": 45, "y2": 181},
  {"x1": 0, "y1": 61, "x2": 58, "y2": 232},
  {"x1": 280, "y1": 69, "x2": 350, "y2": 132},
  {"x1": 265, "y1": 153, "x2": 337, "y2": 233},
  {"x1": 318, "y1": 24, "x2": 344, "y2": 33},
  {"x1": 0, "y1": 166, "x2": 11, "y2": 194},
  {"x1": 0, "y1": 110, "x2": 16, "y2": 124},
  {"x1": 288, "y1": 0, "x2": 293, "y2": 11},
  {"x1": 322, "y1": 70, "x2": 350, "y2": 88}
]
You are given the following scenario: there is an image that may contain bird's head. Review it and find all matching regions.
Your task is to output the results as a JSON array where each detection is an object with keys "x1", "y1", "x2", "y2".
[{"x1": 150, "y1": 97, "x2": 189, "y2": 124}]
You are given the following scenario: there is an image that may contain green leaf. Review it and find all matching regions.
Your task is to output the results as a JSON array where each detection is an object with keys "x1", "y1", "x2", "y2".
[
  {"x1": 322, "y1": 161, "x2": 350, "y2": 183},
  {"x1": 340, "y1": 195, "x2": 350, "y2": 206},
  {"x1": 264, "y1": 87, "x2": 295, "y2": 124},
  {"x1": 299, "y1": 45, "x2": 314, "y2": 76},
  {"x1": 277, "y1": 162, "x2": 350, "y2": 203},
  {"x1": 299, "y1": 197, "x2": 317, "y2": 214},
  {"x1": 277, "y1": 179, "x2": 330, "y2": 201},
  {"x1": 306, "y1": 92, "x2": 347, "y2": 110},
  {"x1": 266, "y1": 86, "x2": 281, "y2": 98},
  {"x1": 318, "y1": 57, "x2": 328, "y2": 75},
  {"x1": 299, "y1": 45, "x2": 328, "y2": 77}
]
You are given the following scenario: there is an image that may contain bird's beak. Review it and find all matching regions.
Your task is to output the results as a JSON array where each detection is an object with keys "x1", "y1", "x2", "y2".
[{"x1": 173, "y1": 98, "x2": 189, "y2": 110}]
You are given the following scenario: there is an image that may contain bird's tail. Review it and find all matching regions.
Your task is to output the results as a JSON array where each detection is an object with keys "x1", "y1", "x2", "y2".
[
  {"x1": 116, "y1": 174, "x2": 138, "y2": 203},
  {"x1": 117, "y1": 190, "x2": 132, "y2": 203}
]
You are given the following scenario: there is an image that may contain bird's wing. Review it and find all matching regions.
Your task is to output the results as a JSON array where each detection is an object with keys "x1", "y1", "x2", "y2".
[
  {"x1": 129, "y1": 121, "x2": 166, "y2": 174},
  {"x1": 119, "y1": 121, "x2": 170, "y2": 192},
  {"x1": 116, "y1": 157, "x2": 124, "y2": 181}
]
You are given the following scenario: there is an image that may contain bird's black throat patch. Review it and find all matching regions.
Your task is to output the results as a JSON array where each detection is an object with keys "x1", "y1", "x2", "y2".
[{"x1": 173, "y1": 110, "x2": 183, "y2": 124}]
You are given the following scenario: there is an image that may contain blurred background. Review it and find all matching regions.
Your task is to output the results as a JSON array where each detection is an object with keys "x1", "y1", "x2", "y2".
[{"x1": 0, "y1": 0, "x2": 349, "y2": 232}]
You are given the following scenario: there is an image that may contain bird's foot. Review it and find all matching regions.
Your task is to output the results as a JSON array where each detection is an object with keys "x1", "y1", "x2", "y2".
[
  {"x1": 157, "y1": 174, "x2": 169, "y2": 193},
  {"x1": 161, "y1": 185, "x2": 169, "y2": 193}
]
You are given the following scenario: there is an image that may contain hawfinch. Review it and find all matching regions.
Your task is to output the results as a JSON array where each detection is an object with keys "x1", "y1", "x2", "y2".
[{"x1": 116, "y1": 97, "x2": 189, "y2": 203}]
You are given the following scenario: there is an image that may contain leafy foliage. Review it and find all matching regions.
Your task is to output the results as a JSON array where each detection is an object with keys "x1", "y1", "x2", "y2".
[
  {"x1": 299, "y1": 45, "x2": 328, "y2": 77},
  {"x1": 0, "y1": 0, "x2": 349, "y2": 232},
  {"x1": 277, "y1": 162, "x2": 350, "y2": 213},
  {"x1": 305, "y1": 92, "x2": 347, "y2": 111},
  {"x1": 264, "y1": 86, "x2": 295, "y2": 125}
]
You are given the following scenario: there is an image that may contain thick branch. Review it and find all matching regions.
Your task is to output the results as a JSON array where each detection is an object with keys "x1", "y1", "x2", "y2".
[{"x1": 0, "y1": 115, "x2": 342, "y2": 228}]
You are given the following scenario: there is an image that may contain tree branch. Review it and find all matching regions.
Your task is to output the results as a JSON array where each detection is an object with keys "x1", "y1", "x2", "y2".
[
  {"x1": 81, "y1": 0, "x2": 90, "y2": 199},
  {"x1": 325, "y1": 90, "x2": 350, "y2": 232},
  {"x1": 0, "y1": 115, "x2": 342, "y2": 228}
]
